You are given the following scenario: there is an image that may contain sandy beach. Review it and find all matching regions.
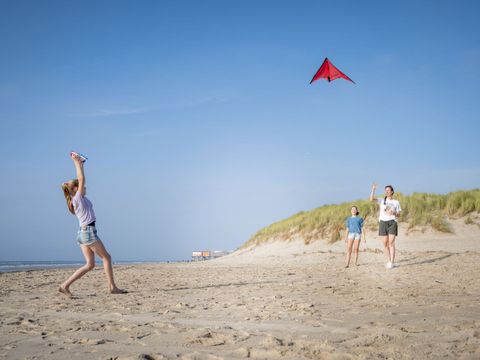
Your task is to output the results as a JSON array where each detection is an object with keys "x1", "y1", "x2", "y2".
[
  {"x1": 2, "y1": 0, "x2": 479, "y2": 358},
  {"x1": 1, "y1": 223, "x2": 480, "y2": 359}
]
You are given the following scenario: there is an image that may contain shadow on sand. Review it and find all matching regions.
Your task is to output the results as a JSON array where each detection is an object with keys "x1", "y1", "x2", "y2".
[{"x1": 398, "y1": 253, "x2": 455, "y2": 267}]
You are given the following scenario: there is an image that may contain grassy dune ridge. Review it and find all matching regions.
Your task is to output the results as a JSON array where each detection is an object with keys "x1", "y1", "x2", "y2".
[{"x1": 242, "y1": 189, "x2": 480, "y2": 248}]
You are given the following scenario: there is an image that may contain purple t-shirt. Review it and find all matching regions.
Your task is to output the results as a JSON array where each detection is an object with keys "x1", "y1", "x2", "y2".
[{"x1": 72, "y1": 191, "x2": 96, "y2": 227}]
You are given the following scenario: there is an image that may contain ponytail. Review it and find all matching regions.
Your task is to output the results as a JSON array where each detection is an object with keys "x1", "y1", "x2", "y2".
[{"x1": 61, "y1": 179, "x2": 79, "y2": 215}]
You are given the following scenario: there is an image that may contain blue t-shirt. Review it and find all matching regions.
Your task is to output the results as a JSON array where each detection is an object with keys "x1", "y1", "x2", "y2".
[{"x1": 346, "y1": 216, "x2": 364, "y2": 234}]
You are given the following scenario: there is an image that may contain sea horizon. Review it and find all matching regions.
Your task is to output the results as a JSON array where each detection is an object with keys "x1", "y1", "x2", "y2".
[{"x1": 0, "y1": 259, "x2": 188, "y2": 273}]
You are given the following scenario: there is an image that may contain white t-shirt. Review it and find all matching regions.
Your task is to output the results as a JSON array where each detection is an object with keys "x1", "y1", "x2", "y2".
[
  {"x1": 377, "y1": 198, "x2": 401, "y2": 222},
  {"x1": 72, "y1": 191, "x2": 96, "y2": 227}
]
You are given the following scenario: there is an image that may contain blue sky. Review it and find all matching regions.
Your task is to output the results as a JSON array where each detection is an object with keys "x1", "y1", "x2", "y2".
[{"x1": 1, "y1": 0, "x2": 479, "y2": 261}]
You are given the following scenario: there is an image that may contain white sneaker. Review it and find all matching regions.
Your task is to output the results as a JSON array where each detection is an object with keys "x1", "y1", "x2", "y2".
[{"x1": 386, "y1": 261, "x2": 393, "y2": 269}]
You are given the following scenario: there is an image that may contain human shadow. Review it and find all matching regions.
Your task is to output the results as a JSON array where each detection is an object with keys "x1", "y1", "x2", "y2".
[{"x1": 398, "y1": 253, "x2": 455, "y2": 267}]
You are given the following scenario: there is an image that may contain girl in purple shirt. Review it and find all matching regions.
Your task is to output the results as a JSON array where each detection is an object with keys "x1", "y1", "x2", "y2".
[{"x1": 59, "y1": 153, "x2": 125, "y2": 296}]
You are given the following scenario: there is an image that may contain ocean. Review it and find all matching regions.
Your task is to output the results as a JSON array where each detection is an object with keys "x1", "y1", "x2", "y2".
[{"x1": 0, "y1": 260, "x2": 157, "y2": 273}]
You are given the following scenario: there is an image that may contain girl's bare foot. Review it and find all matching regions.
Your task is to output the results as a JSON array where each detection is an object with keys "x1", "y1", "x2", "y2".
[{"x1": 58, "y1": 285, "x2": 72, "y2": 297}]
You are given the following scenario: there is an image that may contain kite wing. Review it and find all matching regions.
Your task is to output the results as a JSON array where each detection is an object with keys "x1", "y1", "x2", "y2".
[{"x1": 310, "y1": 58, "x2": 355, "y2": 84}]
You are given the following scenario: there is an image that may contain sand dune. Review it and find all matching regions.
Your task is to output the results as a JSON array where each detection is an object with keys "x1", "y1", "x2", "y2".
[{"x1": 1, "y1": 223, "x2": 480, "y2": 359}]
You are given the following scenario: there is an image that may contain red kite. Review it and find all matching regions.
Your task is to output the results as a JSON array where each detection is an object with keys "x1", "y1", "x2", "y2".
[{"x1": 310, "y1": 58, "x2": 355, "y2": 84}]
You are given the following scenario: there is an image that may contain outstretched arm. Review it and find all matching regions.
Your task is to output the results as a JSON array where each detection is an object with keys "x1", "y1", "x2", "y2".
[
  {"x1": 71, "y1": 154, "x2": 86, "y2": 196},
  {"x1": 369, "y1": 183, "x2": 378, "y2": 202}
]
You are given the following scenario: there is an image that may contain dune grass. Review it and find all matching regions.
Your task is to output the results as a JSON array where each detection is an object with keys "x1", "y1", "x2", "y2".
[{"x1": 242, "y1": 189, "x2": 480, "y2": 248}]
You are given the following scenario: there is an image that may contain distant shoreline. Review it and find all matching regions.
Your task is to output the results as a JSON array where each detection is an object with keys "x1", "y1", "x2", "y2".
[{"x1": 0, "y1": 260, "x2": 190, "y2": 273}]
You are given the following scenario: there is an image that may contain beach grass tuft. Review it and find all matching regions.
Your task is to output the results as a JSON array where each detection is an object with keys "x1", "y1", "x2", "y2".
[
  {"x1": 464, "y1": 215, "x2": 475, "y2": 225},
  {"x1": 242, "y1": 189, "x2": 480, "y2": 248}
]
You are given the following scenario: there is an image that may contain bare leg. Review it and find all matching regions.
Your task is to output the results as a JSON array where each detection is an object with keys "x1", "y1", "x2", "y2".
[
  {"x1": 388, "y1": 235, "x2": 396, "y2": 264},
  {"x1": 88, "y1": 240, "x2": 124, "y2": 293},
  {"x1": 382, "y1": 236, "x2": 390, "y2": 263},
  {"x1": 59, "y1": 245, "x2": 95, "y2": 296},
  {"x1": 353, "y1": 239, "x2": 360, "y2": 266},
  {"x1": 345, "y1": 239, "x2": 353, "y2": 267}
]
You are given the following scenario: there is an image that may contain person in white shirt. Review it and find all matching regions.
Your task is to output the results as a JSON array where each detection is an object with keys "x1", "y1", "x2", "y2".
[{"x1": 370, "y1": 183, "x2": 401, "y2": 269}]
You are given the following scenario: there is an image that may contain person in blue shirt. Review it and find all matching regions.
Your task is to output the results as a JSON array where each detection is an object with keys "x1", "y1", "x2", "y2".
[{"x1": 344, "y1": 205, "x2": 366, "y2": 267}]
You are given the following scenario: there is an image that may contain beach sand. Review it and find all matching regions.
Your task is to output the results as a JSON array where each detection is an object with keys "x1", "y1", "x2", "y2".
[{"x1": 1, "y1": 222, "x2": 480, "y2": 359}]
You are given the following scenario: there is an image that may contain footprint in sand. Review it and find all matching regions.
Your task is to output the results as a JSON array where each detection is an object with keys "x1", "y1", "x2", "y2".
[
  {"x1": 110, "y1": 354, "x2": 168, "y2": 360},
  {"x1": 71, "y1": 338, "x2": 111, "y2": 345},
  {"x1": 186, "y1": 327, "x2": 250, "y2": 347},
  {"x1": 178, "y1": 352, "x2": 225, "y2": 360},
  {"x1": 248, "y1": 347, "x2": 284, "y2": 359}
]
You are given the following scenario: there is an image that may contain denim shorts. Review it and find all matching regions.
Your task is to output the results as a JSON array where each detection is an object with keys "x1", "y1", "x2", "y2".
[
  {"x1": 76, "y1": 225, "x2": 100, "y2": 246},
  {"x1": 347, "y1": 232, "x2": 361, "y2": 241}
]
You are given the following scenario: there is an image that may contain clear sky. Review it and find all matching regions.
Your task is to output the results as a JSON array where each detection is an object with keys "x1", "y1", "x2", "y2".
[{"x1": 1, "y1": 0, "x2": 479, "y2": 261}]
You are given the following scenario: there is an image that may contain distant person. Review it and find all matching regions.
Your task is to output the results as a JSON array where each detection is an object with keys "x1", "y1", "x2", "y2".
[
  {"x1": 344, "y1": 205, "x2": 366, "y2": 267},
  {"x1": 59, "y1": 153, "x2": 125, "y2": 297},
  {"x1": 370, "y1": 183, "x2": 401, "y2": 269}
]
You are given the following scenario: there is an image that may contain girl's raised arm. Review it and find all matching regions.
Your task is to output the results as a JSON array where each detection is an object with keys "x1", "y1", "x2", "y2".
[{"x1": 71, "y1": 154, "x2": 86, "y2": 196}]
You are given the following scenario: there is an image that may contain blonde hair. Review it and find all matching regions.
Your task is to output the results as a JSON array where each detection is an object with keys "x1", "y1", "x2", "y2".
[{"x1": 61, "y1": 179, "x2": 79, "y2": 215}]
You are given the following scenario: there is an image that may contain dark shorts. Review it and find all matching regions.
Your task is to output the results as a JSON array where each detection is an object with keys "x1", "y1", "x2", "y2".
[{"x1": 379, "y1": 220, "x2": 398, "y2": 236}]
